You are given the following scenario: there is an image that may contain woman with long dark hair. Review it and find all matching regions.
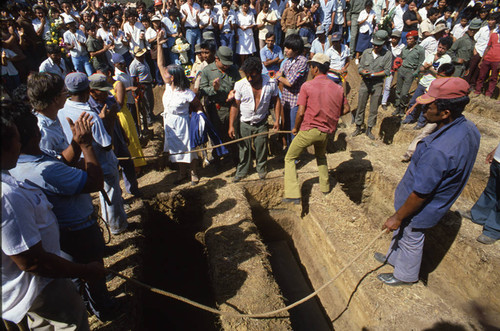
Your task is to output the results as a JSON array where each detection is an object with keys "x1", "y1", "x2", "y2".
[{"x1": 157, "y1": 30, "x2": 203, "y2": 185}]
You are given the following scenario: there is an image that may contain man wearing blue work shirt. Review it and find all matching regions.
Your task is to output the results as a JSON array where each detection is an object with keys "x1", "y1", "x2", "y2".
[
  {"x1": 318, "y1": 0, "x2": 336, "y2": 35},
  {"x1": 374, "y1": 77, "x2": 480, "y2": 286},
  {"x1": 58, "y1": 72, "x2": 129, "y2": 235},
  {"x1": 260, "y1": 32, "x2": 284, "y2": 75},
  {"x1": 9, "y1": 107, "x2": 118, "y2": 321}
]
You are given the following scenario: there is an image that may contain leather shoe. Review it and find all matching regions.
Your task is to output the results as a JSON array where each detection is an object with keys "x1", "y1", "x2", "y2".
[
  {"x1": 476, "y1": 234, "x2": 498, "y2": 245},
  {"x1": 374, "y1": 252, "x2": 388, "y2": 264},
  {"x1": 282, "y1": 198, "x2": 301, "y2": 205},
  {"x1": 351, "y1": 125, "x2": 362, "y2": 137},
  {"x1": 377, "y1": 273, "x2": 414, "y2": 286},
  {"x1": 366, "y1": 127, "x2": 375, "y2": 140}
]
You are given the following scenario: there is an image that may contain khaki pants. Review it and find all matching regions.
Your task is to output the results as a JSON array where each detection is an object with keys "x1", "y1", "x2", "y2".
[
  {"x1": 236, "y1": 120, "x2": 268, "y2": 177},
  {"x1": 27, "y1": 278, "x2": 89, "y2": 331},
  {"x1": 284, "y1": 128, "x2": 329, "y2": 199}
]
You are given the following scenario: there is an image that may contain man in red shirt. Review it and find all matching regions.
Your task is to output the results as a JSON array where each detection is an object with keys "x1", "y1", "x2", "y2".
[
  {"x1": 473, "y1": 16, "x2": 500, "y2": 98},
  {"x1": 282, "y1": 53, "x2": 349, "y2": 204}
]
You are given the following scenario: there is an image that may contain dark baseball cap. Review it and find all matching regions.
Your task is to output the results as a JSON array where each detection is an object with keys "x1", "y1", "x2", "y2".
[{"x1": 216, "y1": 46, "x2": 233, "y2": 66}]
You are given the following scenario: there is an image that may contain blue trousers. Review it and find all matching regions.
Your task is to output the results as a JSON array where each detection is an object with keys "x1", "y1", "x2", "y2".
[
  {"x1": 471, "y1": 160, "x2": 500, "y2": 239},
  {"x1": 283, "y1": 101, "x2": 299, "y2": 146},
  {"x1": 386, "y1": 221, "x2": 426, "y2": 282},
  {"x1": 299, "y1": 28, "x2": 315, "y2": 44},
  {"x1": 71, "y1": 55, "x2": 94, "y2": 76},
  {"x1": 100, "y1": 170, "x2": 128, "y2": 234},
  {"x1": 185, "y1": 28, "x2": 201, "y2": 64},
  {"x1": 403, "y1": 83, "x2": 427, "y2": 126},
  {"x1": 275, "y1": 22, "x2": 283, "y2": 46},
  {"x1": 151, "y1": 58, "x2": 164, "y2": 85},
  {"x1": 113, "y1": 126, "x2": 140, "y2": 196},
  {"x1": 220, "y1": 32, "x2": 235, "y2": 52}
]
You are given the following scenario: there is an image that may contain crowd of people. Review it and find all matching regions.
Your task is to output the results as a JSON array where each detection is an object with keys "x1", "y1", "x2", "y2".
[{"x1": 1, "y1": 0, "x2": 500, "y2": 329}]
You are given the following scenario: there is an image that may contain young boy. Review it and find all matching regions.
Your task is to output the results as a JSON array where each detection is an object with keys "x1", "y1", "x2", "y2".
[{"x1": 85, "y1": 22, "x2": 111, "y2": 71}]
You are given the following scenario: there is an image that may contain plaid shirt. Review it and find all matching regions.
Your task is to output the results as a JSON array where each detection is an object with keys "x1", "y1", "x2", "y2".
[{"x1": 280, "y1": 55, "x2": 309, "y2": 107}]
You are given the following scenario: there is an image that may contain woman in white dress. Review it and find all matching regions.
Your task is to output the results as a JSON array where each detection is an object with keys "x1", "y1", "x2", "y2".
[
  {"x1": 236, "y1": 0, "x2": 256, "y2": 64},
  {"x1": 157, "y1": 31, "x2": 203, "y2": 185}
]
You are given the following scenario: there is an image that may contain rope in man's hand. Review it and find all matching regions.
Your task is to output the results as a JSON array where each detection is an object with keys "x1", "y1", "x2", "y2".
[{"x1": 117, "y1": 130, "x2": 293, "y2": 161}]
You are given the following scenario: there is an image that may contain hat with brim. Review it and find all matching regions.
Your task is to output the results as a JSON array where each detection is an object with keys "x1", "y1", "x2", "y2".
[
  {"x1": 372, "y1": 30, "x2": 388, "y2": 45},
  {"x1": 391, "y1": 30, "x2": 402, "y2": 38},
  {"x1": 202, "y1": 30, "x2": 215, "y2": 41},
  {"x1": 469, "y1": 18, "x2": 482, "y2": 30},
  {"x1": 216, "y1": 46, "x2": 233, "y2": 66},
  {"x1": 151, "y1": 15, "x2": 162, "y2": 22},
  {"x1": 134, "y1": 46, "x2": 147, "y2": 57},
  {"x1": 416, "y1": 77, "x2": 470, "y2": 104},
  {"x1": 316, "y1": 25, "x2": 325, "y2": 35},
  {"x1": 331, "y1": 32, "x2": 342, "y2": 42},
  {"x1": 89, "y1": 74, "x2": 113, "y2": 92},
  {"x1": 195, "y1": 44, "x2": 202, "y2": 53},
  {"x1": 302, "y1": 36, "x2": 311, "y2": 48},
  {"x1": 64, "y1": 16, "x2": 76, "y2": 24},
  {"x1": 432, "y1": 23, "x2": 447, "y2": 35},
  {"x1": 308, "y1": 53, "x2": 330, "y2": 65}
]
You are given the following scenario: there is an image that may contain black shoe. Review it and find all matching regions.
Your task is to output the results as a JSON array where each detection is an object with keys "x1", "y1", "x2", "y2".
[
  {"x1": 366, "y1": 127, "x2": 375, "y2": 140},
  {"x1": 476, "y1": 234, "x2": 498, "y2": 245},
  {"x1": 377, "y1": 273, "x2": 415, "y2": 286},
  {"x1": 374, "y1": 252, "x2": 388, "y2": 264},
  {"x1": 382, "y1": 104, "x2": 388, "y2": 111},
  {"x1": 232, "y1": 176, "x2": 242, "y2": 183},
  {"x1": 282, "y1": 198, "x2": 301, "y2": 205},
  {"x1": 351, "y1": 125, "x2": 362, "y2": 137}
]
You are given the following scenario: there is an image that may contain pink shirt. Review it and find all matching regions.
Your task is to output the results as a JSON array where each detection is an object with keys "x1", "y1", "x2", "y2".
[{"x1": 297, "y1": 74, "x2": 345, "y2": 134}]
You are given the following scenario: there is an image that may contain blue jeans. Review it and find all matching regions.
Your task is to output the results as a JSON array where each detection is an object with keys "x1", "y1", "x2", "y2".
[
  {"x1": 185, "y1": 28, "x2": 201, "y2": 64},
  {"x1": 299, "y1": 28, "x2": 315, "y2": 44},
  {"x1": 471, "y1": 160, "x2": 500, "y2": 239},
  {"x1": 152, "y1": 58, "x2": 164, "y2": 85},
  {"x1": 71, "y1": 55, "x2": 94, "y2": 76},
  {"x1": 275, "y1": 21, "x2": 283, "y2": 46},
  {"x1": 100, "y1": 170, "x2": 128, "y2": 233},
  {"x1": 220, "y1": 32, "x2": 235, "y2": 52},
  {"x1": 284, "y1": 102, "x2": 299, "y2": 145}
]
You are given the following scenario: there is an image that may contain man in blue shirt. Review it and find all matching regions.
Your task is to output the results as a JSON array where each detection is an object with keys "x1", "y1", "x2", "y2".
[
  {"x1": 58, "y1": 72, "x2": 129, "y2": 235},
  {"x1": 260, "y1": 32, "x2": 284, "y2": 75},
  {"x1": 375, "y1": 77, "x2": 480, "y2": 286}
]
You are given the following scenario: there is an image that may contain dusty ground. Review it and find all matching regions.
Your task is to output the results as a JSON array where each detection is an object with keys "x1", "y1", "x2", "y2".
[{"x1": 88, "y1": 67, "x2": 500, "y2": 330}]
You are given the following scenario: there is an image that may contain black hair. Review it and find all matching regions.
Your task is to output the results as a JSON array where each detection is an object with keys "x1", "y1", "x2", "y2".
[
  {"x1": 12, "y1": 84, "x2": 29, "y2": 105},
  {"x1": 168, "y1": 7, "x2": 180, "y2": 18},
  {"x1": 27, "y1": 72, "x2": 65, "y2": 110},
  {"x1": 240, "y1": 0, "x2": 250, "y2": 6},
  {"x1": 49, "y1": 6, "x2": 60, "y2": 14},
  {"x1": 203, "y1": 0, "x2": 213, "y2": 6},
  {"x1": 365, "y1": 0, "x2": 373, "y2": 8},
  {"x1": 435, "y1": 95, "x2": 470, "y2": 118},
  {"x1": 437, "y1": 63, "x2": 454, "y2": 77},
  {"x1": 438, "y1": 36, "x2": 453, "y2": 49},
  {"x1": 46, "y1": 43, "x2": 62, "y2": 54},
  {"x1": 221, "y1": 2, "x2": 231, "y2": 8},
  {"x1": 137, "y1": 1, "x2": 146, "y2": 8},
  {"x1": 310, "y1": 61, "x2": 329, "y2": 74},
  {"x1": 0, "y1": 102, "x2": 17, "y2": 149},
  {"x1": 265, "y1": 31, "x2": 275, "y2": 39},
  {"x1": 444, "y1": 6, "x2": 452, "y2": 13},
  {"x1": 291, "y1": 0, "x2": 300, "y2": 4},
  {"x1": 85, "y1": 22, "x2": 96, "y2": 31},
  {"x1": 109, "y1": 21, "x2": 118, "y2": 28},
  {"x1": 427, "y1": 7, "x2": 439, "y2": 17},
  {"x1": 200, "y1": 40, "x2": 217, "y2": 53},
  {"x1": 240, "y1": 56, "x2": 262, "y2": 75},
  {"x1": 125, "y1": 8, "x2": 138, "y2": 18},
  {"x1": 478, "y1": 8, "x2": 488, "y2": 15},
  {"x1": 140, "y1": 16, "x2": 150, "y2": 23},
  {"x1": 284, "y1": 34, "x2": 304, "y2": 54},
  {"x1": 10, "y1": 102, "x2": 39, "y2": 149},
  {"x1": 167, "y1": 65, "x2": 190, "y2": 90},
  {"x1": 490, "y1": 12, "x2": 500, "y2": 24}
]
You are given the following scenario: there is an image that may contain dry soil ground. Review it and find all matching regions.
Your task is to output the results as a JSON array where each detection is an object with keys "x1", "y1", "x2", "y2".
[{"x1": 87, "y1": 68, "x2": 500, "y2": 331}]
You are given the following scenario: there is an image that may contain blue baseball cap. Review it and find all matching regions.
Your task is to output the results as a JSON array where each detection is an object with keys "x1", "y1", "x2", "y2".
[
  {"x1": 65, "y1": 72, "x2": 89, "y2": 93},
  {"x1": 111, "y1": 53, "x2": 125, "y2": 64}
]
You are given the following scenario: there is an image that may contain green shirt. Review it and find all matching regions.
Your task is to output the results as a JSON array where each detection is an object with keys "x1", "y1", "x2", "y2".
[
  {"x1": 199, "y1": 62, "x2": 241, "y2": 110},
  {"x1": 359, "y1": 47, "x2": 392, "y2": 79},
  {"x1": 401, "y1": 44, "x2": 425, "y2": 75},
  {"x1": 448, "y1": 33, "x2": 475, "y2": 65},
  {"x1": 86, "y1": 36, "x2": 107, "y2": 70}
]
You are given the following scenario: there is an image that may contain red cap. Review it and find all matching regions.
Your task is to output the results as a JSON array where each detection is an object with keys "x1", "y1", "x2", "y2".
[
  {"x1": 155, "y1": 0, "x2": 162, "y2": 6},
  {"x1": 406, "y1": 30, "x2": 418, "y2": 38},
  {"x1": 417, "y1": 77, "x2": 470, "y2": 104}
]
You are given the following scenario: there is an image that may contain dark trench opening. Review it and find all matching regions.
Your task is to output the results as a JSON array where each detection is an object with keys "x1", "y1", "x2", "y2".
[
  {"x1": 140, "y1": 192, "x2": 219, "y2": 331},
  {"x1": 246, "y1": 192, "x2": 334, "y2": 331}
]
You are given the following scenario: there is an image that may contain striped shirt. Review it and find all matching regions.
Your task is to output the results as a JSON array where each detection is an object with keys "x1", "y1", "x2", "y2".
[{"x1": 280, "y1": 55, "x2": 308, "y2": 107}]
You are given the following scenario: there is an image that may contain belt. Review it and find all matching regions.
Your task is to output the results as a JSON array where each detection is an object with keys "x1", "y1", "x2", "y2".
[
  {"x1": 185, "y1": 26, "x2": 198, "y2": 29},
  {"x1": 59, "y1": 215, "x2": 96, "y2": 232},
  {"x1": 242, "y1": 118, "x2": 267, "y2": 126},
  {"x1": 222, "y1": 31, "x2": 233, "y2": 34}
]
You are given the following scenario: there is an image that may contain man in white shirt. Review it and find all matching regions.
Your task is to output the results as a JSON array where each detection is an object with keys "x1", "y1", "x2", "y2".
[
  {"x1": 393, "y1": 0, "x2": 408, "y2": 32},
  {"x1": 418, "y1": 7, "x2": 440, "y2": 39},
  {"x1": 451, "y1": 17, "x2": 469, "y2": 41},
  {"x1": 419, "y1": 23, "x2": 446, "y2": 58},
  {"x1": 181, "y1": 0, "x2": 202, "y2": 63},
  {"x1": 39, "y1": 44, "x2": 69, "y2": 78},
  {"x1": 325, "y1": 32, "x2": 350, "y2": 85},
  {"x1": 63, "y1": 16, "x2": 94, "y2": 76},
  {"x1": 123, "y1": 9, "x2": 147, "y2": 51},
  {"x1": 228, "y1": 57, "x2": 281, "y2": 182}
]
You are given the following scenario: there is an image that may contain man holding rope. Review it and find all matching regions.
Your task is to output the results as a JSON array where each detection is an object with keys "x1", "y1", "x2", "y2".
[
  {"x1": 282, "y1": 53, "x2": 348, "y2": 204},
  {"x1": 376, "y1": 77, "x2": 480, "y2": 286}
]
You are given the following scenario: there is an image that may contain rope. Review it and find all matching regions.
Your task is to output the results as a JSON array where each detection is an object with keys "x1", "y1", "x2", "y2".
[
  {"x1": 108, "y1": 229, "x2": 387, "y2": 318},
  {"x1": 97, "y1": 213, "x2": 112, "y2": 245},
  {"x1": 117, "y1": 130, "x2": 293, "y2": 160}
]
